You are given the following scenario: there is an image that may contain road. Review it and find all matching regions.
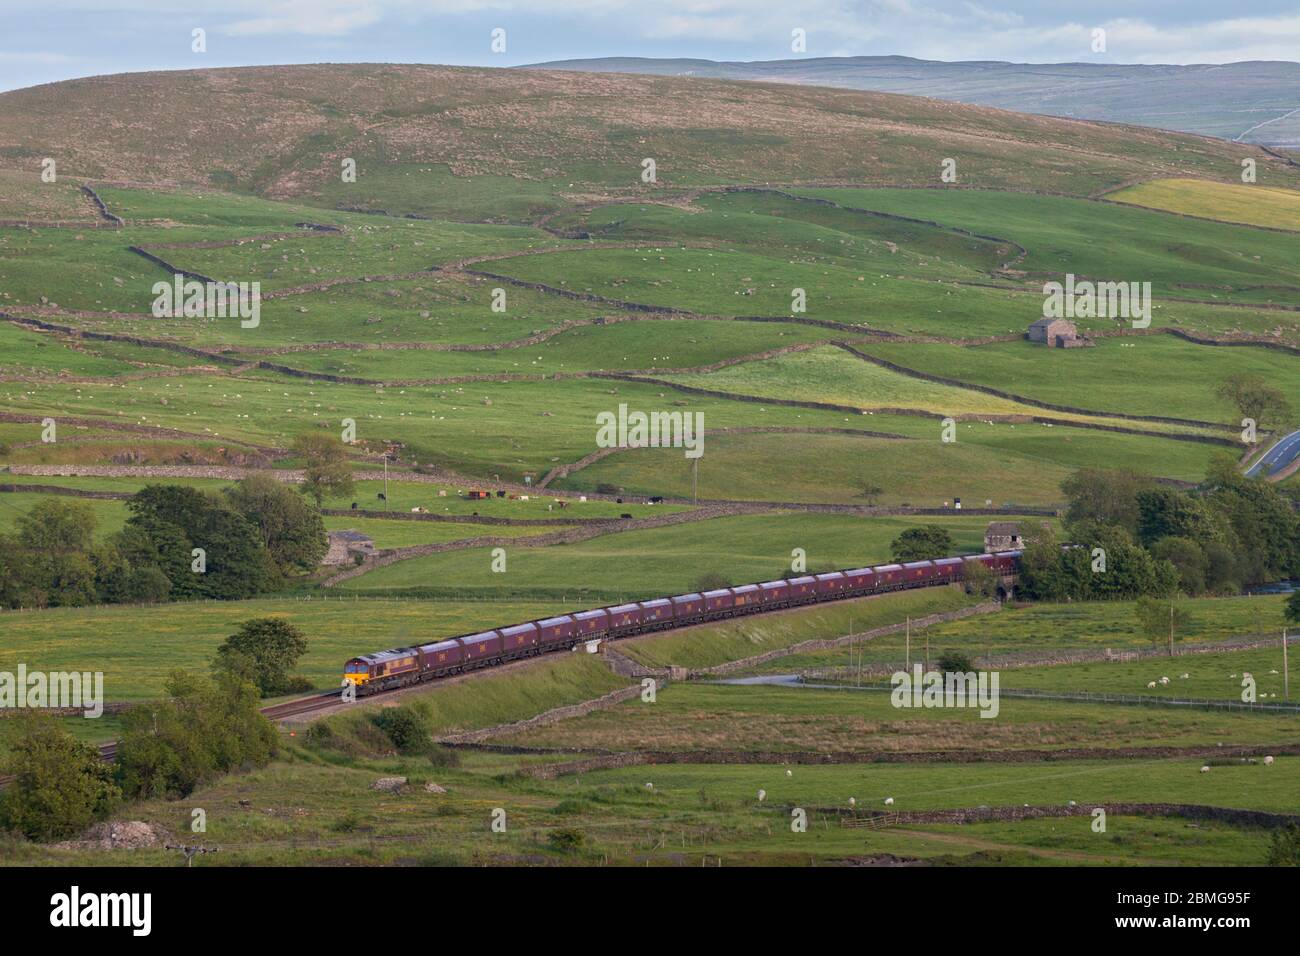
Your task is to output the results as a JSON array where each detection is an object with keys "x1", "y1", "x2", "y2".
[{"x1": 1246, "y1": 429, "x2": 1300, "y2": 478}]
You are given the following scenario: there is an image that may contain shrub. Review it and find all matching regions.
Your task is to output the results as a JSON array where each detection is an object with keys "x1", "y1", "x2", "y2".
[
  {"x1": 937, "y1": 652, "x2": 974, "y2": 674},
  {"x1": 548, "y1": 828, "x2": 586, "y2": 852},
  {"x1": 372, "y1": 707, "x2": 429, "y2": 754}
]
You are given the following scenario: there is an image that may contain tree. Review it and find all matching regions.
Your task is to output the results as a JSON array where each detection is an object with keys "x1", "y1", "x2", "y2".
[
  {"x1": 213, "y1": 617, "x2": 309, "y2": 696},
  {"x1": 937, "y1": 652, "x2": 974, "y2": 674},
  {"x1": 857, "y1": 484, "x2": 884, "y2": 506},
  {"x1": 1216, "y1": 373, "x2": 1292, "y2": 432},
  {"x1": 292, "y1": 432, "x2": 354, "y2": 506},
  {"x1": 225, "y1": 474, "x2": 327, "y2": 573},
  {"x1": 890, "y1": 525, "x2": 955, "y2": 562},
  {"x1": 372, "y1": 707, "x2": 429, "y2": 754},
  {"x1": 962, "y1": 558, "x2": 997, "y2": 599},
  {"x1": 1061, "y1": 467, "x2": 1155, "y2": 534},
  {"x1": 16, "y1": 498, "x2": 97, "y2": 553},
  {"x1": 0, "y1": 714, "x2": 120, "y2": 840},
  {"x1": 1135, "y1": 595, "x2": 1191, "y2": 657},
  {"x1": 1135, "y1": 488, "x2": 1226, "y2": 548},
  {"x1": 122, "y1": 485, "x2": 271, "y2": 600},
  {"x1": 1151, "y1": 536, "x2": 1209, "y2": 595},
  {"x1": 116, "y1": 670, "x2": 276, "y2": 800},
  {"x1": 1267, "y1": 823, "x2": 1300, "y2": 866},
  {"x1": 1286, "y1": 591, "x2": 1300, "y2": 626}
]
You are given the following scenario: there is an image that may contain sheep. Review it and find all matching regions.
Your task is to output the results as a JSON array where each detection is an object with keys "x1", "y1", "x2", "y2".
[
  {"x1": 1147, "y1": 681, "x2": 1157, "y2": 689},
  {"x1": 884, "y1": 797, "x2": 894, "y2": 806},
  {"x1": 1180, "y1": 673, "x2": 1190, "y2": 679},
  {"x1": 848, "y1": 797, "x2": 856, "y2": 807},
  {"x1": 757, "y1": 789, "x2": 766, "y2": 802},
  {"x1": 1159, "y1": 676, "x2": 1170, "y2": 685},
  {"x1": 1067, "y1": 800, "x2": 1077, "y2": 807},
  {"x1": 1199, "y1": 765, "x2": 1210, "y2": 773},
  {"x1": 1264, "y1": 756, "x2": 1274, "y2": 766},
  {"x1": 786, "y1": 769, "x2": 792, "y2": 777},
  {"x1": 645, "y1": 782, "x2": 653, "y2": 790}
]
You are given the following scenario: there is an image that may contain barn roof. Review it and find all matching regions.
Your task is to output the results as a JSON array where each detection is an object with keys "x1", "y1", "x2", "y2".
[{"x1": 986, "y1": 521, "x2": 1021, "y2": 535}]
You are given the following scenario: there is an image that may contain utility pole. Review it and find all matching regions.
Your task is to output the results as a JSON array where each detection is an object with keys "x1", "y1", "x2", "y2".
[
  {"x1": 692, "y1": 457, "x2": 698, "y2": 505},
  {"x1": 1169, "y1": 602, "x2": 1174, "y2": 658},
  {"x1": 1284, "y1": 627, "x2": 1290, "y2": 701},
  {"x1": 383, "y1": 453, "x2": 390, "y2": 512}
]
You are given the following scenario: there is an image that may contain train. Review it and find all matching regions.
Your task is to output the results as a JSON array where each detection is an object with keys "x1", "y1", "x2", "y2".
[{"x1": 341, "y1": 550, "x2": 1022, "y2": 694}]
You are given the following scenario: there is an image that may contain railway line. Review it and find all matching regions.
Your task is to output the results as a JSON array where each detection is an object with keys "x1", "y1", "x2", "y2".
[{"x1": 0, "y1": 552, "x2": 1019, "y2": 791}]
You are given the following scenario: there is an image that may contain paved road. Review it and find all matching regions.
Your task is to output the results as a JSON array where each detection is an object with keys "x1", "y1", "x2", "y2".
[{"x1": 1246, "y1": 429, "x2": 1300, "y2": 478}]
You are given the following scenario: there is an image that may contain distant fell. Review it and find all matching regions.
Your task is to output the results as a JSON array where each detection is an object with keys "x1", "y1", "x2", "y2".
[{"x1": 523, "y1": 56, "x2": 1300, "y2": 147}]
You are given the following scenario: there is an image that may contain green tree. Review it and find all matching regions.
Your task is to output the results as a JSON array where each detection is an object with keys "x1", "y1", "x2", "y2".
[
  {"x1": 292, "y1": 432, "x2": 355, "y2": 506},
  {"x1": 225, "y1": 474, "x2": 327, "y2": 573},
  {"x1": 1135, "y1": 595, "x2": 1191, "y2": 657},
  {"x1": 1285, "y1": 591, "x2": 1300, "y2": 626},
  {"x1": 213, "y1": 617, "x2": 310, "y2": 696},
  {"x1": 1151, "y1": 536, "x2": 1209, "y2": 595},
  {"x1": 1061, "y1": 467, "x2": 1155, "y2": 534},
  {"x1": 890, "y1": 525, "x2": 955, "y2": 562},
  {"x1": 16, "y1": 498, "x2": 97, "y2": 553},
  {"x1": 1266, "y1": 824, "x2": 1300, "y2": 866},
  {"x1": 1135, "y1": 488, "x2": 1226, "y2": 548},
  {"x1": 1216, "y1": 373, "x2": 1292, "y2": 432},
  {"x1": 0, "y1": 714, "x2": 120, "y2": 840},
  {"x1": 116, "y1": 670, "x2": 276, "y2": 800}
]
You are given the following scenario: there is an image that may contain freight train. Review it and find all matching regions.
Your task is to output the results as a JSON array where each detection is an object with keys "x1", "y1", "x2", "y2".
[{"x1": 341, "y1": 550, "x2": 1021, "y2": 694}]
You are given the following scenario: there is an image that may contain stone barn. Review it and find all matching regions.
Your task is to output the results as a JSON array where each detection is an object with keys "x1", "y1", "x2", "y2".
[
  {"x1": 323, "y1": 530, "x2": 375, "y2": 566},
  {"x1": 1027, "y1": 317, "x2": 1084, "y2": 347},
  {"x1": 984, "y1": 521, "x2": 1023, "y2": 553}
]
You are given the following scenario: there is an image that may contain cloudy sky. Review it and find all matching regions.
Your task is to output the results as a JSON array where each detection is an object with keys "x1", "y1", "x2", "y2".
[{"x1": 3, "y1": 0, "x2": 1298, "y2": 92}]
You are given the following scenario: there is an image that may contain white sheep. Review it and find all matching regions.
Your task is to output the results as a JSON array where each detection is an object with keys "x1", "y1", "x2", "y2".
[
  {"x1": 1180, "y1": 673, "x2": 1190, "y2": 679},
  {"x1": 1159, "y1": 677, "x2": 1170, "y2": 685},
  {"x1": 1200, "y1": 765, "x2": 1210, "y2": 773},
  {"x1": 1264, "y1": 756, "x2": 1274, "y2": 766},
  {"x1": 1147, "y1": 681, "x2": 1157, "y2": 689},
  {"x1": 1067, "y1": 800, "x2": 1077, "y2": 807},
  {"x1": 848, "y1": 797, "x2": 856, "y2": 807},
  {"x1": 884, "y1": 797, "x2": 894, "y2": 806},
  {"x1": 757, "y1": 789, "x2": 766, "y2": 802},
  {"x1": 786, "y1": 769, "x2": 792, "y2": 777},
  {"x1": 645, "y1": 782, "x2": 653, "y2": 790}
]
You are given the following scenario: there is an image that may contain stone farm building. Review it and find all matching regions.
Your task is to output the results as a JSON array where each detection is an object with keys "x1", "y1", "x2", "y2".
[
  {"x1": 984, "y1": 521, "x2": 1023, "y2": 553},
  {"x1": 323, "y1": 530, "x2": 375, "y2": 566},
  {"x1": 1027, "y1": 317, "x2": 1088, "y2": 348}
]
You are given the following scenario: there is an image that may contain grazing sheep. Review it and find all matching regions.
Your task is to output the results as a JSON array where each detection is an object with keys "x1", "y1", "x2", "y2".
[
  {"x1": 1147, "y1": 681, "x2": 1157, "y2": 689},
  {"x1": 1264, "y1": 756, "x2": 1274, "y2": 766},
  {"x1": 645, "y1": 782, "x2": 653, "y2": 790},
  {"x1": 1200, "y1": 766, "x2": 1210, "y2": 773},
  {"x1": 1159, "y1": 677, "x2": 1170, "y2": 685},
  {"x1": 848, "y1": 797, "x2": 856, "y2": 807},
  {"x1": 884, "y1": 797, "x2": 894, "y2": 806},
  {"x1": 786, "y1": 769, "x2": 792, "y2": 777},
  {"x1": 757, "y1": 789, "x2": 766, "y2": 802},
  {"x1": 1180, "y1": 673, "x2": 1190, "y2": 679},
  {"x1": 1067, "y1": 800, "x2": 1077, "y2": 807}
]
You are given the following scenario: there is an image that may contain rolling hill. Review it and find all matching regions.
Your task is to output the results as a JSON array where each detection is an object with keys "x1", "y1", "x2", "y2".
[{"x1": 525, "y1": 56, "x2": 1300, "y2": 147}]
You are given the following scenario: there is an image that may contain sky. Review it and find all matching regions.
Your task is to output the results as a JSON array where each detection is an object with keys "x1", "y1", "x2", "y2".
[{"x1": 2, "y1": 0, "x2": 1299, "y2": 92}]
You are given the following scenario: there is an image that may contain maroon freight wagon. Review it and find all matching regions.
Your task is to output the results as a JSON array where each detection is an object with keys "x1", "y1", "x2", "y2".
[
  {"x1": 933, "y1": 557, "x2": 964, "y2": 582},
  {"x1": 703, "y1": 588, "x2": 736, "y2": 614},
  {"x1": 606, "y1": 603, "x2": 644, "y2": 631},
  {"x1": 814, "y1": 572, "x2": 846, "y2": 596},
  {"x1": 731, "y1": 583, "x2": 760, "y2": 609},
  {"x1": 787, "y1": 575, "x2": 817, "y2": 601},
  {"x1": 419, "y1": 638, "x2": 463, "y2": 672},
  {"x1": 842, "y1": 568, "x2": 875, "y2": 592},
  {"x1": 537, "y1": 615, "x2": 577, "y2": 645},
  {"x1": 873, "y1": 564, "x2": 903, "y2": 587},
  {"x1": 639, "y1": 598, "x2": 674, "y2": 626},
  {"x1": 501, "y1": 622, "x2": 540, "y2": 653},
  {"x1": 759, "y1": 580, "x2": 790, "y2": 605},
  {"x1": 460, "y1": 630, "x2": 503, "y2": 664},
  {"x1": 573, "y1": 608, "x2": 609, "y2": 637},
  {"x1": 671, "y1": 593, "x2": 704, "y2": 621}
]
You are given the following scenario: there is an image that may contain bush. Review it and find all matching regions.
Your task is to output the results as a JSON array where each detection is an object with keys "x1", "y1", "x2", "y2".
[
  {"x1": 1267, "y1": 823, "x2": 1300, "y2": 866},
  {"x1": 0, "y1": 714, "x2": 121, "y2": 841},
  {"x1": 548, "y1": 828, "x2": 586, "y2": 852},
  {"x1": 426, "y1": 745, "x2": 461, "y2": 768},
  {"x1": 937, "y1": 652, "x2": 974, "y2": 674},
  {"x1": 693, "y1": 572, "x2": 730, "y2": 592},
  {"x1": 372, "y1": 707, "x2": 429, "y2": 754}
]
